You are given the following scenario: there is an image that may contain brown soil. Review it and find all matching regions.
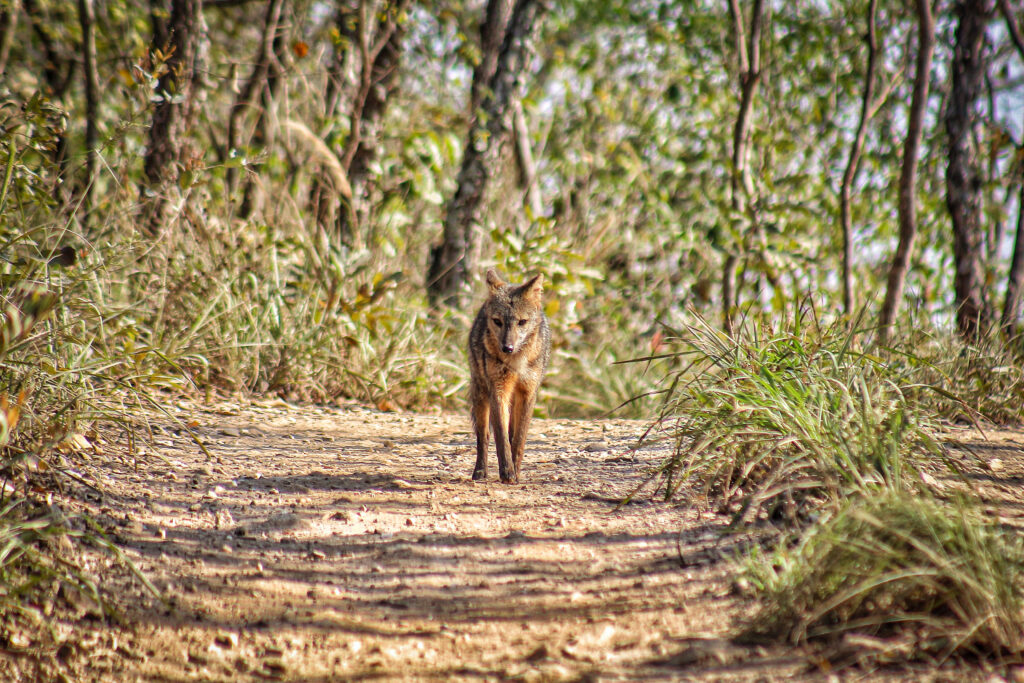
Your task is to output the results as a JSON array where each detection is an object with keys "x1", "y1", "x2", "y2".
[{"x1": 4, "y1": 401, "x2": 1024, "y2": 682}]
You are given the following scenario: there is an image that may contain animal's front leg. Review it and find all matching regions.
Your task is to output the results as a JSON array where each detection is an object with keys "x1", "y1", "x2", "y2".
[
  {"x1": 489, "y1": 392, "x2": 516, "y2": 484},
  {"x1": 509, "y1": 388, "x2": 536, "y2": 478},
  {"x1": 471, "y1": 390, "x2": 490, "y2": 480}
]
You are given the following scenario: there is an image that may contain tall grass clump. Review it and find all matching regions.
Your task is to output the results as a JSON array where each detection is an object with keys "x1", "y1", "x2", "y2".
[
  {"x1": 642, "y1": 311, "x2": 947, "y2": 524},
  {"x1": 0, "y1": 98, "x2": 163, "y2": 642},
  {"x1": 742, "y1": 491, "x2": 1024, "y2": 658},
  {"x1": 636, "y1": 308, "x2": 1024, "y2": 663}
]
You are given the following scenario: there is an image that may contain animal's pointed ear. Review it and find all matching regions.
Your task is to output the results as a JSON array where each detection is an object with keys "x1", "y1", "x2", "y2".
[
  {"x1": 520, "y1": 273, "x2": 544, "y2": 304},
  {"x1": 486, "y1": 268, "x2": 506, "y2": 294}
]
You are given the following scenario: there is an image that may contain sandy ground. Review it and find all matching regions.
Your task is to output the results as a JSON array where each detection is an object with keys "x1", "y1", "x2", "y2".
[{"x1": 4, "y1": 399, "x2": 1022, "y2": 682}]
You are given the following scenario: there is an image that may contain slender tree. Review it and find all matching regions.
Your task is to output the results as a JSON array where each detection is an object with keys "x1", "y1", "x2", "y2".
[
  {"x1": 945, "y1": 0, "x2": 995, "y2": 341},
  {"x1": 722, "y1": 0, "x2": 764, "y2": 335},
  {"x1": 839, "y1": 0, "x2": 879, "y2": 317},
  {"x1": 473, "y1": 0, "x2": 542, "y2": 220},
  {"x1": 77, "y1": 0, "x2": 99, "y2": 228},
  {"x1": 512, "y1": 99, "x2": 542, "y2": 218},
  {"x1": 238, "y1": 0, "x2": 289, "y2": 218},
  {"x1": 338, "y1": 0, "x2": 411, "y2": 246},
  {"x1": 427, "y1": 0, "x2": 543, "y2": 307},
  {"x1": 225, "y1": 0, "x2": 285, "y2": 196},
  {"x1": 23, "y1": 0, "x2": 74, "y2": 193},
  {"x1": 470, "y1": 0, "x2": 515, "y2": 114},
  {"x1": 310, "y1": 0, "x2": 408, "y2": 245},
  {"x1": 476, "y1": 1, "x2": 542, "y2": 219},
  {"x1": 878, "y1": 0, "x2": 935, "y2": 341},
  {"x1": 0, "y1": 0, "x2": 20, "y2": 78},
  {"x1": 1002, "y1": 180, "x2": 1024, "y2": 337},
  {"x1": 150, "y1": 0, "x2": 168, "y2": 53},
  {"x1": 998, "y1": 0, "x2": 1024, "y2": 336}
]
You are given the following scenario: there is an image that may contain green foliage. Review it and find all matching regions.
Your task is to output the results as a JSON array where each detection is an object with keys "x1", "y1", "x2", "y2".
[
  {"x1": 743, "y1": 491, "x2": 1024, "y2": 658},
  {"x1": 1, "y1": 94, "x2": 86, "y2": 456},
  {"x1": 2, "y1": 0, "x2": 1017, "y2": 426},
  {"x1": 2, "y1": 0, "x2": 1024, "y2": 673}
]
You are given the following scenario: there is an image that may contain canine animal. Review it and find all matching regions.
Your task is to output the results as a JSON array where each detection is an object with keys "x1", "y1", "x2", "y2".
[{"x1": 468, "y1": 269, "x2": 551, "y2": 484}]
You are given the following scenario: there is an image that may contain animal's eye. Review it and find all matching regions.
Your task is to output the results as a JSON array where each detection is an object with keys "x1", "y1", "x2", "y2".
[
  {"x1": 492, "y1": 317, "x2": 503, "y2": 327},
  {"x1": 518, "y1": 319, "x2": 528, "y2": 326}
]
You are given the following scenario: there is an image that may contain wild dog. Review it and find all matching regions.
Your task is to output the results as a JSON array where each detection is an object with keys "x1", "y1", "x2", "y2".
[{"x1": 468, "y1": 269, "x2": 550, "y2": 484}]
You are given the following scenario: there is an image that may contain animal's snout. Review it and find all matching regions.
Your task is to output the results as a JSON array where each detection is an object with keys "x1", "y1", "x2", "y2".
[{"x1": 502, "y1": 344, "x2": 514, "y2": 354}]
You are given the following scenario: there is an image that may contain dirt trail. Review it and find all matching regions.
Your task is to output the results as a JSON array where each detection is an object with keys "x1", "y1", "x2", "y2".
[{"x1": 10, "y1": 400, "x2": 1020, "y2": 681}]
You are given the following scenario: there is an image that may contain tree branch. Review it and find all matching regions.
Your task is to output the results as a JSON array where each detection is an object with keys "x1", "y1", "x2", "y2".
[
  {"x1": 225, "y1": 0, "x2": 285, "y2": 193},
  {"x1": 998, "y1": 0, "x2": 1024, "y2": 59}
]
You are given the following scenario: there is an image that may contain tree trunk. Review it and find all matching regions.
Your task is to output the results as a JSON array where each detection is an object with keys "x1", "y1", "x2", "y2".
[
  {"x1": 839, "y1": 0, "x2": 878, "y2": 317},
  {"x1": 323, "y1": 2, "x2": 357, "y2": 118},
  {"x1": 427, "y1": 0, "x2": 543, "y2": 308},
  {"x1": 142, "y1": 0, "x2": 204, "y2": 234},
  {"x1": 945, "y1": 0, "x2": 995, "y2": 342},
  {"x1": 722, "y1": 0, "x2": 764, "y2": 336},
  {"x1": 77, "y1": 0, "x2": 99, "y2": 229},
  {"x1": 878, "y1": 0, "x2": 935, "y2": 342},
  {"x1": 238, "y1": 0, "x2": 289, "y2": 219},
  {"x1": 23, "y1": 0, "x2": 73, "y2": 196},
  {"x1": 342, "y1": 0, "x2": 408, "y2": 183},
  {"x1": 312, "y1": 1, "x2": 360, "y2": 234},
  {"x1": 471, "y1": 0, "x2": 515, "y2": 114},
  {"x1": 150, "y1": 0, "x2": 168, "y2": 51},
  {"x1": 477, "y1": 0, "x2": 543, "y2": 219},
  {"x1": 513, "y1": 99, "x2": 542, "y2": 218}
]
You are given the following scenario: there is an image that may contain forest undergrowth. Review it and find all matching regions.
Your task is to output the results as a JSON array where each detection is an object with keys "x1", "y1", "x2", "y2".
[{"x1": 4, "y1": 0, "x2": 1024, "y2": 672}]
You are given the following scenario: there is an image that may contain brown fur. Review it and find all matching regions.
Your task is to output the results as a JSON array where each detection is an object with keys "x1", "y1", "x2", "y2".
[{"x1": 468, "y1": 269, "x2": 551, "y2": 484}]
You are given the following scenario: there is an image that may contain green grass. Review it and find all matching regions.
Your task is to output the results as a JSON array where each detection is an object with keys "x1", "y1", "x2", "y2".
[
  {"x1": 7, "y1": 70, "x2": 1024, "y2": 672},
  {"x1": 82, "y1": 220, "x2": 464, "y2": 409}
]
